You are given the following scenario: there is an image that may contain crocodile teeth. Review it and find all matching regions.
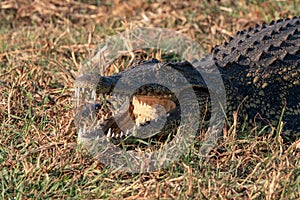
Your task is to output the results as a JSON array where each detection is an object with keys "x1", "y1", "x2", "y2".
[
  {"x1": 74, "y1": 87, "x2": 78, "y2": 97},
  {"x1": 132, "y1": 127, "x2": 137, "y2": 136},
  {"x1": 83, "y1": 123, "x2": 87, "y2": 133},
  {"x1": 107, "y1": 128, "x2": 112, "y2": 138},
  {"x1": 126, "y1": 129, "x2": 129, "y2": 136},
  {"x1": 111, "y1": 132, "x2": 115, "y2": 138},
  {"x1": 120, "y1": 131, "x2": 124, "y2": 137},
  {"x1": 91, "y1": 89, "x2": 96, "y2": 100},
  {"x1": 96, "y1": 120, "x2": 101, "y2": 127}
]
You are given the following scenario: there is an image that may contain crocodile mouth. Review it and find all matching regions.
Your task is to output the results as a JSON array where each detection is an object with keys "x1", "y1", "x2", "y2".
[
  {"x1": 95, "y1": 93, "x2": 178, "y2": 139},
  {"x1": 131, "y1": 95, "x2": 176, "y2": 125},
  {"x1": 73, "y1": 70, "x2": 182, "y2": 141}
]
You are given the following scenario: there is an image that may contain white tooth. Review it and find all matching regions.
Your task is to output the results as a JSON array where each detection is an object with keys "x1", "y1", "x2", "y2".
[
  {"x1": 125, "y1": 130, "x2": 129, "y2": 136},
  {"x1": 112, "y1": 132, "x2": 115, "y2": 138},
  {"x1": 77, "y1": 95, "x2": 79, "y2": 105},
  {"x1": 92, "y1": 90, "x2": 96, "y2": 100},
  {"x1": 107, "y1": 128, "x2": 112, "y2": 138},
  {"x1": 120, "y1": 131, "x2": 123, "y2": 137},
  {"x1": 82, "y1": 125, "x2": 87, "y2": 134},
  {"x1": 143, "y1": 117, "x2": 146, "y2": 123},
  {"x1": 132, "y1": 126, "x2": 137, "y2": 136},
  {"x1": 115, "y1": 133, "x2": 119, "y2": 138},
  {"x1": 74, "y1": 88, "x2": 78, "y2": 97}
]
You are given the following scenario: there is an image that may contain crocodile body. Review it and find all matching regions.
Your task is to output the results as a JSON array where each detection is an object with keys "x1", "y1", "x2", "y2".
[{"x1": 75, "y1": 17, "x2": 300, "y2": 144}]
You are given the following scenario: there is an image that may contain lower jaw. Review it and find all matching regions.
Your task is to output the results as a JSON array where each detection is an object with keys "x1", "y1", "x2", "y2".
[
  {"x1": 99, "y1": 94, "x2": 178, "y2": 138},
  {"x1": 101, "y1": 107, "x2": 182, "y2": 142}
]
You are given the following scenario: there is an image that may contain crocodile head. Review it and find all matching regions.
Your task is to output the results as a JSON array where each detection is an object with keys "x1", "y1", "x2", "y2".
[{"x1": 74, "y1": 60, "x2": 209, "y2": 141}]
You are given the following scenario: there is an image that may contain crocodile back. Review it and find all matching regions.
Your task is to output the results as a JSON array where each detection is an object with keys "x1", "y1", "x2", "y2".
[{"x1": 212, "y1": 17, "x2": 300, "y2": 140}]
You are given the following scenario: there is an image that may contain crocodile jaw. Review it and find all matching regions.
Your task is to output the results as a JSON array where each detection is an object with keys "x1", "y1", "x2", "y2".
[
  {"x1": 105, "y1": 94, "x2": 178, "y2": 139},
  {"x1": 74, "y1": 83, "x2": 179, "y2": 140}
]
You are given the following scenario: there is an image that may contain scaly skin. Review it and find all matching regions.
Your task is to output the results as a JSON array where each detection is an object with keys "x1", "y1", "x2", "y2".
[{"x1": 74, "y1": 17, "x2": 300, "y2": 143}]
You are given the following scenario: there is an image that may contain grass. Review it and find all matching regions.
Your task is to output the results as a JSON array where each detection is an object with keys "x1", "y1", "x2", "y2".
[{"x1": 0, "y1": 0, "x2": 300, "y2": 199}]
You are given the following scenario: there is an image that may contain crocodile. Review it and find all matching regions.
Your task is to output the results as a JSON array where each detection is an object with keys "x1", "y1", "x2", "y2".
[{"x1": 74, "y1": 16, "x2": 300, "y2": 147}]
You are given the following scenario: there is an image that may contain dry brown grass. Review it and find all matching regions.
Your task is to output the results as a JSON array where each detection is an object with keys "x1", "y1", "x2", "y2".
[{"x1": 0, "y1": 0, "x2": 299, "y2": 199}]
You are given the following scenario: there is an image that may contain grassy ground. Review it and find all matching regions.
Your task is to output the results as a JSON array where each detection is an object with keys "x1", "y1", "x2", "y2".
[{"x1": 0, "y1": 0, "x2": 300, "y2": 199}]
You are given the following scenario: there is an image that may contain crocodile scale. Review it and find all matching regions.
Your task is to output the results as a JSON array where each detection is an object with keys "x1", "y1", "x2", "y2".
[{"x1": 213, "y1": 17, "x2": 300, "y2": 140}]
